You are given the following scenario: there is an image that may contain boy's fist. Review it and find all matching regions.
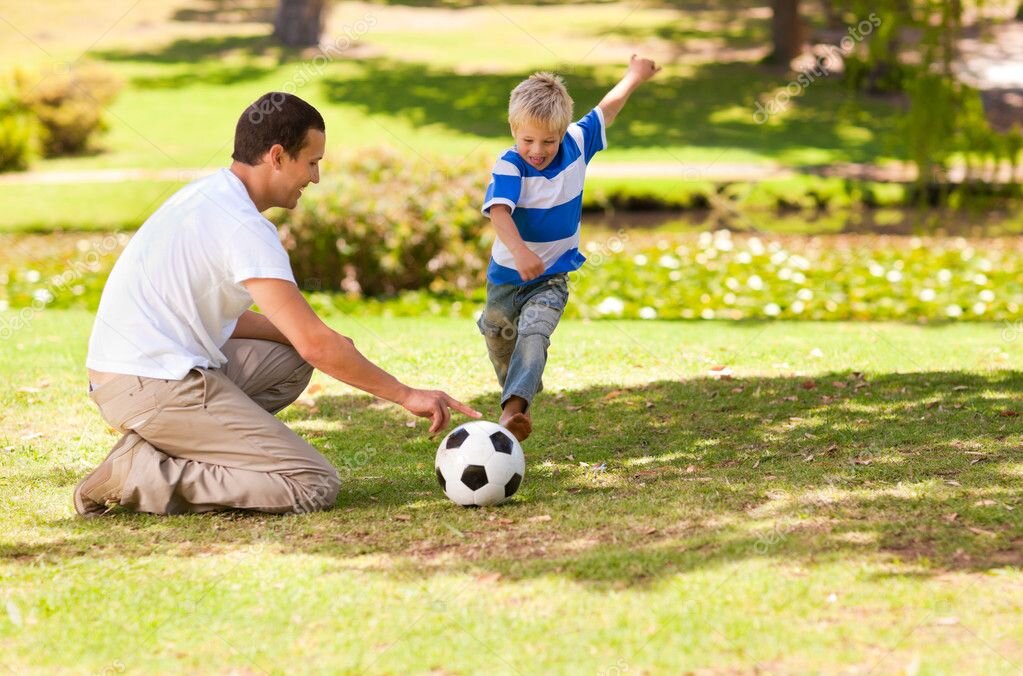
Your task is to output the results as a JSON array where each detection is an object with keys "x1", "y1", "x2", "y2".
[
  {"x1": 513, "y1": 248, "x2": 545, "y2": 282},
  {"x1": 628, "y1": 54, "x2": 661, "y2": 82}
]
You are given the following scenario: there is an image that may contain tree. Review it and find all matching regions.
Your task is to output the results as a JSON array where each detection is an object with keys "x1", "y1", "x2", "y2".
[
  {"x1": 769, "y1": 0, "x2": 806, "y2": 64},
  {"x1": 274, "y1": 0, "x2": 326, "y2": 48}
]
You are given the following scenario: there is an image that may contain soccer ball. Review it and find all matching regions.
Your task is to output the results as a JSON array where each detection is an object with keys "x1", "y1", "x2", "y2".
[{"x1": 435, "y1": 421, "x2": 525, "y2": 507}]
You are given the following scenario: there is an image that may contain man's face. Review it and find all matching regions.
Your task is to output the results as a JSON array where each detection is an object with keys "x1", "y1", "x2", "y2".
[
  {"x1": 272, "y1": 128, "x2": 325, "y2": 209},
  {"x1": 512, "y1": 121, "x2": 562, "y2": 171}
]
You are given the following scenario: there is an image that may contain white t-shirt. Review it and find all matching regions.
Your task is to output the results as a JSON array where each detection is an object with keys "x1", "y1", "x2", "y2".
[{"x1": 87, "y1": 168, "x2": 296, "y2": 379}]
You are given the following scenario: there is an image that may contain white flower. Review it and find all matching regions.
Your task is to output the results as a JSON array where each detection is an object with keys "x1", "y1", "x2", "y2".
[
  {"x1": 770, "y1": 251, "x2": 788, "y2": 265},
  {"x1": 748, "y1": 237, "x2": 765, "y2": 255},
  {"x1": 723, "y1": 292, "x2": 736, "y2": 305},
  {"x1": 886, "y1": 270, "x2": 903, "y2": 283},
  {"x1": 725, "y1": 277, "x2": 740, "y2": 291},
  {"x1": 24, "y1": 270, "x2": 41, "y2": 283},
  {"x1": 789, "y1": 255, "x2": 810, "y2": 270},
  {"x1": 669, "y1": 271, "x2": 683, "y2": 281},
  {"x1": 633, "y1": 254, "x2": 648, "y2": 266},
  {"x1": 763, "y1": 303, "x2": 781, "y2": 317},
  {"x1": 979, "y1": 289, "x2": 995, "y2": 302},
  {"x1": 797, "y1": 288, "x2": 813, "y2": 301},
  {"x1": 972, "y1": 302, "x2": 987, "y2": 315},
  {"x1": 700, "y1": 308, "x2": 715, "y2": 320},
  {"x1": 791, "y1": 272, "x2": 806, "y2": 285},
  {"x1": 973, "y1": 273, "x2": 988, "y2": 285},
  {"x1": 791, "y1": 300, "x2": 805, "y2": 314},
  {"x1": 596, "y1": 297, "x2": 625, "y2": 315},
  {"x1": 938, "y1": 269, "x2": 952, "y2": 283},
  {"x1": 698, "y1": 232, "x2": 713, "y2": 248},
  {"x1": 657, "y1": 255, "x2": 680, "y2": 269},
  {"x1": 639, "y1": 306, "x2": 657, "y2": 319},
  {"x1": 918, "y1": 288, "x2": 936, "y2": 302},
  {"x1": 747, "y1": 275, "x2": 764, "y2": 291},
  {"x1": 868, "y1": 263, "x2": 884, "y2": 278},
  {"x1": 0, "y1": 299, "x2": 8, "y2": 312},
  {"x1": 736, "y1": 251, "x2": 752, "y2": 264},
  {"x1": 33, "y1": 289, "x2": 53, "y2": 304},
  {"x1": 945, "y1": 304, "x2": 963, "y2": 318},
  {"x1": 778, "y1": 267, "x2": 793, "y2": 281}
]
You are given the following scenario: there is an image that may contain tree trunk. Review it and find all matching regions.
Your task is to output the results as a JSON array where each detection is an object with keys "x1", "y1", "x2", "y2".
[
  {"x1": 769, "y1": 0, "x2": 805, "y2": 64},
  {"x1": 273, "y1": 0, "x2": 326, "y2": 47}
]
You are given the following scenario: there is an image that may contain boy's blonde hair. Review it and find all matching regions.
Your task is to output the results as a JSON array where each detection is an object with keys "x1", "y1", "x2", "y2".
[{"x1": 508, "y1": 72, "x2": 574, "y2": 135}]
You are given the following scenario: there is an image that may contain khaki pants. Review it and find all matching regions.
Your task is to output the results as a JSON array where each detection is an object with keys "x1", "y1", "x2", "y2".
[{"x1": 88, "y1": 339, "x2": 339, "y2": 515}]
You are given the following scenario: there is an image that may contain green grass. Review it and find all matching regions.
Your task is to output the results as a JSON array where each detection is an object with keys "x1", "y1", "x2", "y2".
[{"x1": 2, "y1": 310, "x2": 1023, "y2": 672}]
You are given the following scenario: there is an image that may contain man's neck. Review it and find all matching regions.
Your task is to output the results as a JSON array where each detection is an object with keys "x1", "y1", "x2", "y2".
[{"x1": 229, "y1": 161, "x2": 271, "y2": 212}]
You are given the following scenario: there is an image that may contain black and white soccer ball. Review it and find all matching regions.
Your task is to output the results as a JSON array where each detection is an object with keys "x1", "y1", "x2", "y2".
[{"x1": 435, "y1": 421, "x2": 525, "y2": 507}]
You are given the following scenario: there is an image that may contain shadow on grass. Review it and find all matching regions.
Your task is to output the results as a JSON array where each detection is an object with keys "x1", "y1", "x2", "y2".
[
  {"x1": 93, "y1": 35, "x2": 307, "y2": 89},
  {"x1": 171, "y1": 0, "x2": 276, "y2": 24},
  {"x1": 4, "y1": 371, "x2": 1022, "y2": 585},
  {"x1": 321, "y1": 59, "x2": 902, "y2": 163}
]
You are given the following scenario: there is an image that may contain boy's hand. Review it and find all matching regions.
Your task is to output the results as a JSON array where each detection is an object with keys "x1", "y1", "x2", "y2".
[
  {"x1": 513, "y1": 248, "x2": 545, "y2": 282},
  {"x1": 627, "y1": 54, "x2": 661, "y2": 83}
]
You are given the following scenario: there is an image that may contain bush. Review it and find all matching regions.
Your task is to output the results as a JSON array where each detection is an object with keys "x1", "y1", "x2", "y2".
[
  {"x1": 275, "y1": 147, "x2": 492, "y2": 296},
  {"x1": 14, "y1": 61, "x2": 122, "y2": 157},
  {"x1": 0, "y1": 86, "x2": 35, "y2": 172}
]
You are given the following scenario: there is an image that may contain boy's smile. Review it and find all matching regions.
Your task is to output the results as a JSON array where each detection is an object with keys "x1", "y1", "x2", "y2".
[{"x1": 513, "y1": 121, "x2": 562, "y2": 170}]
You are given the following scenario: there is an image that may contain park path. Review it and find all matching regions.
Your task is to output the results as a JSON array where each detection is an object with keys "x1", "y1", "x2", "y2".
[{"x1": 955, "y1": 18, "x2": 1023, "y2": 133}]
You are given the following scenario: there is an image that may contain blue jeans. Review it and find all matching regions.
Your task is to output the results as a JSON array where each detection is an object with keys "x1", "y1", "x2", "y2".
[{"x1": 477, "y1": 273, "x2": 569, "y2": 411}]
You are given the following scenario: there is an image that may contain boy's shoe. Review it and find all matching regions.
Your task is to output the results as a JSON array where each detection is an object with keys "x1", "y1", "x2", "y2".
[{"x1": 73, "y1": 437, "x2": 139, "y2": 518}]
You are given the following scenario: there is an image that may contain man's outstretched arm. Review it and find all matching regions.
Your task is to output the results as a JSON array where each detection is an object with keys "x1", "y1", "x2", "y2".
[{"x1": 243, "y1": 278, "x2": 481, "y2": 433}]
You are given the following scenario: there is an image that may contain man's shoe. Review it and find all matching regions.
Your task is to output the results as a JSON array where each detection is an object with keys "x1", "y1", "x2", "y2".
[{"x1": 73, "y1": 437, "x2": 139, "y2": 518}]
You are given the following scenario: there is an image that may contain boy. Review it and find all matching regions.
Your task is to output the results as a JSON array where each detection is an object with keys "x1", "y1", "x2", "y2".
[{"x1": 479, "y1": 56, "x2": 660, "y2": 442}]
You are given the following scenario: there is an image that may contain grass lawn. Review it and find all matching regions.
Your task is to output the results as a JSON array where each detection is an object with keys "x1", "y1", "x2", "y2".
[{"x1": 2, "y1": 310, "x2": 1022, "y2": 672}]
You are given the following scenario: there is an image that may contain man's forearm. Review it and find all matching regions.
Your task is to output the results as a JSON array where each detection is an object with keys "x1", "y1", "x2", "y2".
[{"x1": 306, "y1": 331, "x2": 411, "y2": 405}]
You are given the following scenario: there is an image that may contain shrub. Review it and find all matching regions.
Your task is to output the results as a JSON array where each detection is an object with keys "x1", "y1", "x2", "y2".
[
  {"x1": 275, "y1": 147, "x2": 492, "y2": 296},
  {"x1": 14, "y1": 61, "x2": 122, "y2": 157},
  {"x1": 0, "y1": 85, "x2": 35, "y2": 172}
]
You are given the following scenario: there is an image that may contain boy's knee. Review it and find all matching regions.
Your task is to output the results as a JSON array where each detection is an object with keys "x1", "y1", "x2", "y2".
[
  {"x1": 517, "y1": 301, "x2": 563, "y2": 340},
  {"x1": 478, "y1": 312, "x2": 517, "y2": 342}
]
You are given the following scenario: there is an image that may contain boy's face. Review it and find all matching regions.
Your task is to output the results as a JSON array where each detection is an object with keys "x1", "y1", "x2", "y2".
[{"x1": 512, "y1": 121, "x2": 562, "y2": 171}]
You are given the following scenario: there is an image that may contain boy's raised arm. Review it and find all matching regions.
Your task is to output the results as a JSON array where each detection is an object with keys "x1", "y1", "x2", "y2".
[{"x1": 597, "y1": 55, "x2": 661, "y2": 127}]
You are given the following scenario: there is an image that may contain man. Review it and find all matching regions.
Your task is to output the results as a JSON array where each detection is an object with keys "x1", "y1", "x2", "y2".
[{"x1": 77, "y1": 92, "x2": 479, "y2": 517}]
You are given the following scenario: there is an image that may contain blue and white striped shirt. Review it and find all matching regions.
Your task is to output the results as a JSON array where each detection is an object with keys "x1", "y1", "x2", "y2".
[{"x1": 482, "y1": 107, "x2": 607, "y2": 286}]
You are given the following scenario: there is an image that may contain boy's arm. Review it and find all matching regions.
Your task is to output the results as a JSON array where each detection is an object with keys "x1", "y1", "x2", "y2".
[
  {"x1": 597, "y1": 55, "x2": 661, "y2": 127},
  {"x1": 490, "y1": 205, "x2": 544, "y2": 282}
]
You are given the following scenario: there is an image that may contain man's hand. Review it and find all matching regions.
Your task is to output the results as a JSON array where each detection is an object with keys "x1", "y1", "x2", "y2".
[
  {"x1": 400, "y1": 388, "x2": 482, "y2": 435},
  {"x1": 626, "y1": 54, "x2": 661, "y2": 84},
  {"x1": 513, "y1": 248, "x2": 545, "y2": 282}
]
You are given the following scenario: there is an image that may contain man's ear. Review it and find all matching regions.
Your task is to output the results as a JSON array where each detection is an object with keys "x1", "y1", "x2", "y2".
[{"x1": 268, "y1": 143, "x2": 285, "y2": 170}]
